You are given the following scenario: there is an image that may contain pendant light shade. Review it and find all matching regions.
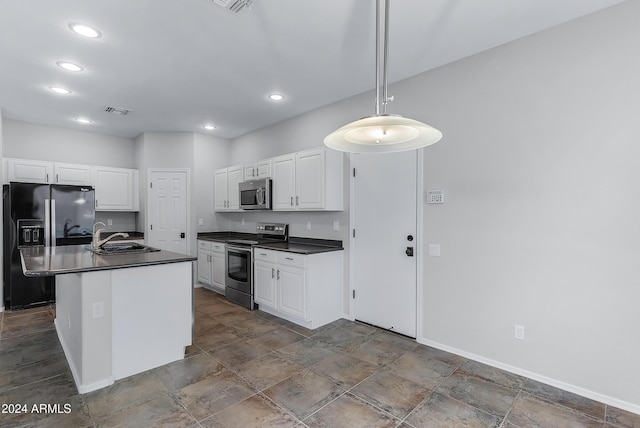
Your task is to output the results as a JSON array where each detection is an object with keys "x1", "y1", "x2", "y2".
[
  {"x1": 324, "y1": 0, "x2": 442, "y2": 153},
  {"x1": 324, "y1": 114, "x2": 442, "y2": 153}
]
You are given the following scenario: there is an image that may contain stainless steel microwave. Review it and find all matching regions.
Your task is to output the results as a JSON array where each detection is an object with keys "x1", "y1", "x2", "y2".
[{"x1": 239, "y1": 178, "x2": 272, "y2": 210}]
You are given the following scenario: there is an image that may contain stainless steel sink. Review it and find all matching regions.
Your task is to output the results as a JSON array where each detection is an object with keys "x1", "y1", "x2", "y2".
[{"x1": 86, "y1": 243, "x2": 160, "y2": 255}]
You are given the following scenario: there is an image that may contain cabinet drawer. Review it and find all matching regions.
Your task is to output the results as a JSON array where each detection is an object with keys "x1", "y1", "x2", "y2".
[
  {"x1": 198, "y1": 240, "x2": 212, "y2": 251},
  {"x1": 211, "y1": 242, "x2": 225, "y2": 253},
  {"x1": 277, "y1": 252, "x2": 306, "y2": 268},
  {"x1": 254, "y1": 249, "x2": 277, "y2": 263}
]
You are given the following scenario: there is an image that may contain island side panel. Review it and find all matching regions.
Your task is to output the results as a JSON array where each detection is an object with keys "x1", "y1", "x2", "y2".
[
  {"x1": 111, "y1": 261, "x2": 192, "y2": 380},
  {"x1": 55, "y1": 271, "x2": 114, "y2": 393}
]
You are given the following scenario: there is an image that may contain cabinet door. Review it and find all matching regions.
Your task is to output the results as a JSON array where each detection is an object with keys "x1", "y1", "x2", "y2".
[
  {"x1": 272, "y1": 155, "x2": 296, "y2": 210},
  {"x1": 257, "y1": 159, "x2": 272, "y2": 178},
  {"x1": 211, "y1": 251, "x2": 226, "y2": 288},
  {"x1": 93, "y1": 167, "x2": 134, "y2": 210},
  {"x1": 54, "y1": 163, "x2": 92, "y2": 185},
  {"x1": 244, "y1": 164, "x2": 257, "y2": 180},
  {"x1": 7, "y1": 159, "x2": 53, "y2": 184},
  {"x1": 255, "y1": 261, "x2": 277, "y2": 308},
  {"x1": 296, "y1": 149, "x2": 325, "y2": 209},
  {"x1": 227, "y1": 166, "x2": 244, "y2": 210},
  {"x1": 277, "y1": 265, "x2": 306, "y2": 320},
  {"x1": 214, "y1": 169, "x2": 228, "y2": 210},
  {"x1": 197, "y1": 249, "x2": 212, "y2": 285}
]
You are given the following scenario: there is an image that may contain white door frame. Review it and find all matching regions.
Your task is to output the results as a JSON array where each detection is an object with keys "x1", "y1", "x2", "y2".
[
  {"x1": 348, "y1": 150, "x2": 425, "y2": 340},
  {"x1": 147, "y1": 168, "x2": 191, "y2": 255}
]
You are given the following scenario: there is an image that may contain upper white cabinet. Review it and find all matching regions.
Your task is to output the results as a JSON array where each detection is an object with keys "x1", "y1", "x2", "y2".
[
  {"x1": 92, "y1": 166, "x2": 139, "y2": 211},
  {"x1": 6, "y1": 158, "x2": 54, "y2": 184},
  {"x1": 53, "y1": 163, "x2": 92, "y2": 185},
  {"x1": 214, "y1": 165, "x2": 243, "y2": 211},
  {"x1": 272, "y1": 147, "x2": 344, "y2": 211},
  {"x1": 244, "y1": 159, "x2": 272, "y2": 180}
]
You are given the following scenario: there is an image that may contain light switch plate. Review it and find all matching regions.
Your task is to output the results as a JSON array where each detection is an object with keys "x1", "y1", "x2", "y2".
[{"x1": 428, "y1": 244, "x2": 441, "y2": 257}]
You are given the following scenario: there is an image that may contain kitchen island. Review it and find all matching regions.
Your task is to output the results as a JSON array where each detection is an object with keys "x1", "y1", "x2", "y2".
[{"x1": 20, "y1": 245, "x2": 196, "y2": 394}]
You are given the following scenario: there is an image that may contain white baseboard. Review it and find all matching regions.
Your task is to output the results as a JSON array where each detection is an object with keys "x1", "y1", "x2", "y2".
[
  {"x1": 418, "y1": 337, "x2": 640, "y2": 416},
  {"x1": 54, "y1": 318, "x2": 114, "y2": 394}
]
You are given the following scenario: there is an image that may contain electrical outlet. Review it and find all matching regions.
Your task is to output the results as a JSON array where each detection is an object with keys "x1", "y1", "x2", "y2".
[
  {"x1": 307, "y1": 221, "x2": 312, "y2": 230},
  {"x1": 242, "y1": 218, "x2": 245, "y2": 226},
  {"x1": 333, "y1": 221, "x2": 340, "y2": 231},
  {"x1": 92, "y1": 302, "x2": 104, "y2": 319},
  {"x1": 107, "y1": 219, "x2": 113, "y2": 226},
  {"x1": 514, "y1": 324, "x2": 525, "y2": 340},
  {"x1": 198, "y1": 218, "x2": 204, "y2": 226}
]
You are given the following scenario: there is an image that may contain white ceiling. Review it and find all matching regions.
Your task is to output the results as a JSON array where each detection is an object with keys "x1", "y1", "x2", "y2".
[{"x1": 0, "y1": 0, "x2": 626, "y2": 139}]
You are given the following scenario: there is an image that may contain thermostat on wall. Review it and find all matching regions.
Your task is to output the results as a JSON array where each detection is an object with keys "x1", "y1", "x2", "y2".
[{"x1": 426, "y1": 189, "x2": 445, "y2": 204}]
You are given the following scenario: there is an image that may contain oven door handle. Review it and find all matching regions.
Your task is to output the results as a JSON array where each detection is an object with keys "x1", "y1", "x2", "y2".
[{"x1": 225, "y1": 245, "x2": 253, "y2": 253}]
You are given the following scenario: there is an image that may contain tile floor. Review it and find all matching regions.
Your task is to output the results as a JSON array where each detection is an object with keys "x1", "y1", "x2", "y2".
[{"x1": 1, "y1": 287, "x2": 639, "y2": 427}]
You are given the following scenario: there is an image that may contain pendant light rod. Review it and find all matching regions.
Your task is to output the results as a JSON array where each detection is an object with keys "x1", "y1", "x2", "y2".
[
  {"x1": 375, "y1": 0, "x2": 381, "y2": 116},
  {"x1": 382, "y1": 0, "x2": 390, "y2": 115}
]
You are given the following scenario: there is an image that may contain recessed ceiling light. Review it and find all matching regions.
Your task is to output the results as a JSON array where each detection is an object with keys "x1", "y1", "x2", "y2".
[
  {"x1": 49, "y1": 86, "x2": 72, "y2": 94},
  {"x1": 202, "y1": 124, "x2": 216, "y2": 130},
  {"x1": 57, "y1": 61, "x2": 83, "y2": 72},
  {"x1": 69, "y1": 23, "x2": 101, "y2": 38},
  {"x1": 75, "y1": 117, "x2": 92, "y2": 124},
  {"x1": 268, "y1": 93, "x2": 285, "y2": 101}
]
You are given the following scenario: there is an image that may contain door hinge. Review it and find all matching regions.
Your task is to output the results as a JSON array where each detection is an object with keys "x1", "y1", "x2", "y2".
[
  {"x1": 150, "y1": 224, "x2": 153, "y2": 230},
  {"x1": 352, "y1": 229, "x2": 356, "y2": 238},
  {"x1": 150, "y1": 182, "x2": 153, "y2": 188},
  {"x1": 352, "y1": 290, "x2": 356, "y2": 299}
]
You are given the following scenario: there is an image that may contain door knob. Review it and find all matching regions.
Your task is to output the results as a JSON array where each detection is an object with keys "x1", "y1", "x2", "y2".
[
  {"x1": 407, "y1": 235, "x2": 414, "y2": 241},
  {"x1": 405, "y1": 247, "x2": 414, "y2": 257},
  {"x1": 180, "y1": 232, "x2": 185, "y2": 238}
]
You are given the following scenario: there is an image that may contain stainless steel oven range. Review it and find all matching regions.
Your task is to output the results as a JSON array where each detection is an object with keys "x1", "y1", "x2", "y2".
[{"x1": 225, "y1": 222, "x2": 288, "y2": 309}]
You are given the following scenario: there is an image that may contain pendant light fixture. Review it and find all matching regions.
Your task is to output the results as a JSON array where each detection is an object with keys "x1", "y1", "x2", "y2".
[{"x1": 324, "y1": 0, "x2": 442, "y2": 153}]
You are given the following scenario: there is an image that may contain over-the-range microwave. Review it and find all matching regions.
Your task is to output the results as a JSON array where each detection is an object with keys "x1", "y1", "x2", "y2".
[{"x1": 239, "y1": 178, "x2": 272, "y2": 210}]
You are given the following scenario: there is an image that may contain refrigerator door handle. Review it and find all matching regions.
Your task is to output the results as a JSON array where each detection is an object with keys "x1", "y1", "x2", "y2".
[
  {"x1": 45, "y1": 199, "x2": 51, "y2": 247},
  {"x1": 50, "y1": 199, "x2": 56, "y2": 247}
]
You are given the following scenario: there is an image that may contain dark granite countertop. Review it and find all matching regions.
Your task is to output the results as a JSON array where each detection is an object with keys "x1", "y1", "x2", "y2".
[
  {"x1": 20, "y1": 245, "x2": 195, "y2": 277},
  {"x1": 198, "y1": 232, "x2": 343, "y2": 254}
]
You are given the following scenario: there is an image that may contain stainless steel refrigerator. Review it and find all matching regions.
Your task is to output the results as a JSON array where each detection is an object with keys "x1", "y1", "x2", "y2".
[{"x1": 3, "y1": 182, "x2": 95, "y2": 309}]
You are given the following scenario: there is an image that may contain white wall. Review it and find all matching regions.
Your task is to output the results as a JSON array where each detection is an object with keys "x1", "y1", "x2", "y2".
[
  {"x1": 2, "y1": 119, "x2": 136, "y2": 168},
  {"x1": 410, "y1": 1, "x2": 639, "y2": 411},
  {"x1": 194, "y1": 133, "x2": 231, "y2": 233},
  {"x1": 228, "y1": 0, "x2": 640, "y2": 411}
]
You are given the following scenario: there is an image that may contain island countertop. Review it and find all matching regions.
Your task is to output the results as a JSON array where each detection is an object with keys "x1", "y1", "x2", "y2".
[{"x1": 20, "y1": 245, "x2": 196, "y2": 277}]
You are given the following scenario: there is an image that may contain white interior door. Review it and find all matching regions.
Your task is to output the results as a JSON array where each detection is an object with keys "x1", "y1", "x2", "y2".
[
  {"x1": 352, "y1": 151, "x2": 417, "y2": 337},
  {"x1": 147, "y1": 170, "x2": 188, "y2": 255}
]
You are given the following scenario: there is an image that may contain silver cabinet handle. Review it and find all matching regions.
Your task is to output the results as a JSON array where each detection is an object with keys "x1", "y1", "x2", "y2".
[
  {"x1": 290, "y1": 196, "x2": 293, "y2": 206},
  {"x1": 259, "y1": 252, "x2": 267, "y2": 256},
  {"x1": 271, "y1": 267, "x2": 275, "y2": 278},
  {"x1": 285, "y1": 257, "x2": 294, "y2": 261},
  {"x1": 277, "y1": 270, "x2": 280, "y2": 280},
  {"x1": 296, "y1": 196, "x2": 299, "y2": 206},
  {"x1": 56, "y1": 174, "x2": 59, "y2": 183}
]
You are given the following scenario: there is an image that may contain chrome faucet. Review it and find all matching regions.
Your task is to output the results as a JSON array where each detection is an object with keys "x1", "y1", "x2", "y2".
[
  {"x1": 92, "y1": 222, "x2": 106, "y2": 249},
  {"x1": 95, "y1": 232, "x2": 130, "y2": 248}
]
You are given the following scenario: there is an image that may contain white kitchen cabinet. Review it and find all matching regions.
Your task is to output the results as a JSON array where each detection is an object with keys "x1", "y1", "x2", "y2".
[
  {"x1": 5, "y1": 158, "x2": 54, "y2": 184},
  {"x1": 53, "y1": 162, "x2": 92, "y2": 185},
  {"x1": 254, "y1": 248, "x2": 343, "y2": 329},
  {"x1": 197, "y1": 240, "x2": 225, "y2": 294},
  {"x1": 244, "y1": 159, "x2": 272, "y2": 180},
  {"x1": 272, "y1": 147, "x2": 344, "y2": 211},
  {"x1": 214, "y1": 166, "x2": 243, "y2": 211},
  {"x1": 92, "y1": 166, "x2": 139, "y2": 211}
]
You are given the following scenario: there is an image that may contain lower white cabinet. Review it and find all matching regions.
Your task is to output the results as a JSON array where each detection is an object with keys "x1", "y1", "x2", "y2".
[
  {"x1": 197, "y1": 240, "x2": 226, "y2": 294},
  {"x1": 254, "y1": 248, "x2": 343, "y2": 329}
]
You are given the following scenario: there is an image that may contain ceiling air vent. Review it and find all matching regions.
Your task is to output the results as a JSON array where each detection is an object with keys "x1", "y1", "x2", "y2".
[
  {"x1": 210, "y1": 0, "x2": 253, "y2": 14},
  {"x1": 105, "y1": 106, "x2": 130, "y2": 116}
]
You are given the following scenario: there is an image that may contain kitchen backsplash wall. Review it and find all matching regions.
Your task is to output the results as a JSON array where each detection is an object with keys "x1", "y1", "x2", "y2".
[{"x1": 95, "y1": 212, "x2": 138, "y2": 233}]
